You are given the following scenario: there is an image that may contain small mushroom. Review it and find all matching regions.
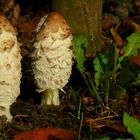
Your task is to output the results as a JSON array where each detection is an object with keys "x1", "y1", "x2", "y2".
[
  {"x1": 31, "y1": 12, "x2": 73, "y2": 105},
  {"x1": 0, "y1": 15, "x2": 22, "y2": 121}
]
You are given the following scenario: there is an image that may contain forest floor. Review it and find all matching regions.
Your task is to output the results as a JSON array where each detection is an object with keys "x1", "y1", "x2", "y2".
[{"x1": 0, "y1": 0, "x2": 140, "y2": 140}]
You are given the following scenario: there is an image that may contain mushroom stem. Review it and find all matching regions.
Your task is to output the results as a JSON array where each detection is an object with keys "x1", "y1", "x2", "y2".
[
  {"x1": 0, "y1": 106, "x2": 12, "y2": 121},
  {"x1": 41, "y1": 89, "x2": 60, "y2": 105}
]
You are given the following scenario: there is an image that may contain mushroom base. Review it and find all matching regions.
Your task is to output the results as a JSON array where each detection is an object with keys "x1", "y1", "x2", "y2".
[
  {"x1": 41, "y1": 89, "x2": 60, "y2": 105},
  {"x1": 0, "y1": 106, "x2": 12, "y2": 121}
]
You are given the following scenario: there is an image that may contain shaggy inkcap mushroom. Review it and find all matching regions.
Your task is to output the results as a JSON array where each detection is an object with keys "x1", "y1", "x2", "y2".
[
  {"x1": 0, "y1": 16, "x2": 21, "y2": 121},
  {"x1": 31, "y1": 12, "x2": 73, "y2": 105}
]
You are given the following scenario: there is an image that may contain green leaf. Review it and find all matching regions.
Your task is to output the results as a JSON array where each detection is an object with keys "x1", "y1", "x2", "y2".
[
  {"x1": 113, "y1": 0, "x2": 124, "y2": 5},
  {"x1": 115, "y1": 138, "x2": 133, "y2": 140},
  {"x1": 93, "y1": 52, "x2": 109, "y2": 89},
  {"x1": 123, "y1": 32, "x2": 140, "y2": 57},
  {"x1": 14, "y1": 124, "x2": 30, "y2": 131},
  {"x1": 119, "y1": 32, "x2": 140, "y2": 64},
  {"x1": 123, "y1": 112, "x2": 140, "y2": 140},
  {"x1": 93, "y1": 55, "x2": 104, "y2": 89},
  {"x1": 72, "y1": 35, "x2": 88, "y2": 73}
]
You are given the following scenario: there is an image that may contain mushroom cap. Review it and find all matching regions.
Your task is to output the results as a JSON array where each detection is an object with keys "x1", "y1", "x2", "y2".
[
  {"x1": 32, "y1": 12, "x2": 73, "y2": 93},
  {"x1": 36, "y1": 12, "x2": 71, "y2": 41},
  {"x1": 0, "y1": 15, "x2": 16, "y2": 35},
  {"x1": 0, "y1": 15, "x2": 21, "y2": 121}
]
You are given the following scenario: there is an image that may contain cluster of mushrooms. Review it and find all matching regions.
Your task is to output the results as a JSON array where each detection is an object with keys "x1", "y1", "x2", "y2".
[{"x1": 0, "y1": 12, "x2": 73, "y2": 121}]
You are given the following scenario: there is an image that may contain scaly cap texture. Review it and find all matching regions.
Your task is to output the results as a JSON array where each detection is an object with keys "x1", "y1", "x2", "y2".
[
  {"x1": 31, "y1": 12, "x2": 73, "y2": 105},
  {"x1": 0, "y1": 15, "x2": 21, "y2": 121}
]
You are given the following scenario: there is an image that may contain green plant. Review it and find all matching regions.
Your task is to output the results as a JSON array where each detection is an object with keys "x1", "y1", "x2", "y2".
[
  {"x1": 72, "y1": 35, "x2": 102, "y2": 104},
  {"x1": 78, "y1": 112, "x2": 84, "y2": 140},
  {"x1": 123, "y1": 113, "x2": 140, "y2": 140},
  {"x1": 72, "y1": 32, "x2": 140, "y2": 106}
]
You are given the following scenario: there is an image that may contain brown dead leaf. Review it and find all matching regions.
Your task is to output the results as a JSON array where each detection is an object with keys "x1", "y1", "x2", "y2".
[
  {"x1": 11, "y1": 4, "x2": 20, "y2": 27},
  {"x1": 19, "y1": 17, "x2": 40, "y2": 35},
  {"x1": 134, "y1": 0, "x2": 140, "y2": 6},
  {"x1": 82, "y1": 97, "x2": 95, "y2": 105},
  {"x1": 102, "y1": 15, "x2": 112, "y2": 30},
  {"x1": 3, "y1": 0, "x2": 14, "y2": 14},
  {"x1": 123, "y1": 16, "x2": 140, "y2": 32},
  {"x1": 14, "y1": 128, "x2": 74, "y2": 140},
  {"x1": 130, "y1": 19, "x2": 140, "y2": 32},
  {"x1": 132, "y1": 15, "x2": 140, "y2": 24},
  {"x1": 84, "y1": 117, "x2": 127, "y2": 133},
  {"x1": 106, "y1": 124, "x2": 127, "y2": 133},
  {"x1": 133, "y1": 114, "x2": 140, "y2": 121},
  {"x1": 19, "y1": 17, "x2": 40, "y2": 49},
  {"x1": 114, "y1": 32, "x2": 123, "y2": 47},
  {"x1": 130, "y1": 49, "x2": 140, "y2": 66},
  {"x1": 110, "y1": 27, "x2": 124, "y2": 47},
  {"x1": 84, "y1": 117, "x2": 105, "y2": 128}
]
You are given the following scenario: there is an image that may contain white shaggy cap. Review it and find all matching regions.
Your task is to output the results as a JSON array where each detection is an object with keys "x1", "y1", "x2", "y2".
[
  {"x1": 31, "y1": 12, "x2": 73, "y2": 105},
  {"x1": 0, "y1": 16, "x2": 22, "y2": 121}
]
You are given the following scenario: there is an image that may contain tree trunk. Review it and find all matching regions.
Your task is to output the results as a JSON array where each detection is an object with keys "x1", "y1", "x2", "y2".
[{"x1": 50, "y1": 0, "x2": 103, "y2": 53}]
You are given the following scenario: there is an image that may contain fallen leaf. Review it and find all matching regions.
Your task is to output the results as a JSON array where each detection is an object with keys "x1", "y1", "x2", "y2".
[
  {"x1": 130, "y1": 49, "x2": 140, "y2": 66},
  {"x1": 82, "y1": 97, "x2": 95, "y2": 105},
  {"x1": 3, "y1": 0, "x2": 15, "y2": 14},
  {"x1": 84, "y1": 117, "x2": 127, "y2": 133},
  {"x1": 133, "y1": 114, "x2": 140, "y2": 121},
  {"x1": 134, "y1": 0, "x2": 140, "y2": 6},
  {"x1": 130, "y1": 20, "x2": 140, "y2": 32},
  {"x1": 19, "y1": 17, "x2": 40, "y2": 41},
  {"x1": 102, "y1": 15, "x2": 112, "y2": 30},
  {"x1": 19, "y1": 17, "x2": 40, "y2": 34},
  {"x1": 84, "y1": 117, "x2": 105, "y2": 128},
  {"x1": 113, "y1": 31, "x2": 123, "y2": 47},
  {"x1": 18, "y1": 16, "x2": 40, "y2": 49},
  {"x1": 11, "y1": 4, "x2": 20, "y2": 26},
  {"x1": 110, "y1": 27, "x2": 124, "y2": 47},
  {"x1": 13, "y1": 128, "x2": 74, "y2": 140}
]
